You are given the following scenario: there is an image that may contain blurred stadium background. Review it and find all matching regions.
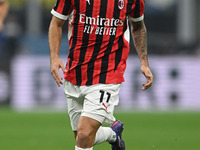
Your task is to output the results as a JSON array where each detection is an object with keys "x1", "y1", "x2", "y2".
[{"x1": 0, "y1": 0, "x2": 200, "y2": 150}]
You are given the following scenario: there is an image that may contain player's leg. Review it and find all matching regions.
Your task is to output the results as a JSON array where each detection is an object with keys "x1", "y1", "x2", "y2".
[
  {"x1": 73, "y1": 131, "x2": 77, "y2": 140},
  {"x1": 74, "y1": 120, "x2": 117, "y2": 146},
  {"x1": 76, "y1": 116, "x2": 101, "y2": 148},
  {"x1": 75, "y1": 119, "x2": 124, "y2": 150},
  {"x1": 75, "y1": 146, "x2": 93, "y2": 150},
  {"x1": 64, "y1": 81, "x2": 125, "y2": 149},
  {"x1": 64, "y1": 81, "x2": 114, "y2": 146},
  {"x1": 94, "y1": 126, "x2": 117, "y2": 145},
  {"x1": 79, "y1": 83, "x2": 125, "y2": 149},
  {"x1": 94, "y1": 120, "x2": 125, "y2": 150},
  {"x1": 63, "y1": 80, "x2": 84, "y2": 140},
  {"x1": 65, "y1": 95, "x2": 83, "y2": 133}
]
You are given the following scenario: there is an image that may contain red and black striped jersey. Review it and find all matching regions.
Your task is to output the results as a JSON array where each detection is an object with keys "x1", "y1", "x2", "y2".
[{"x1": 51, "y1": 0, "x2": 144, "y2": 86}]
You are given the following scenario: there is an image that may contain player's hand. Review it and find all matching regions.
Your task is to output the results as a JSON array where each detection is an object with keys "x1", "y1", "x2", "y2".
[
  {"x1": 141, "y1": 65, "x2": 153, "y2": 90},
  {"x1": 50, "y1": 58, "x2": 67, "y2": 87}
]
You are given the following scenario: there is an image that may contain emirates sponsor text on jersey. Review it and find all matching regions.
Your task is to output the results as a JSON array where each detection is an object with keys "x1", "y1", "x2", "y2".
[{"x1": 79, "y1": 13, "x2": 124, "y2": 36}]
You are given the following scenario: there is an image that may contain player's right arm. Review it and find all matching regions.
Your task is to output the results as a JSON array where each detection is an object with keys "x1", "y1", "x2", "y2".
[
  {"x1": 0, "y1": 0, "x2": 9, "y2": 31},
  {"x1": 48, "y1": 16, "x2": 67, "y2": 87}
]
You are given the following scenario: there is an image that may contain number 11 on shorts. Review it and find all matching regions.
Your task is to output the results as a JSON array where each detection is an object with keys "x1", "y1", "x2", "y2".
[{"x1": 99, "y1": 90, "x2": 111, "y2": 103}]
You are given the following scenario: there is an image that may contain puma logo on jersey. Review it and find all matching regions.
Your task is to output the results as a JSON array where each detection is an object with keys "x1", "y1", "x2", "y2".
[{"x1": 86, "y1": 0, "x2": 90, "y2": 5}]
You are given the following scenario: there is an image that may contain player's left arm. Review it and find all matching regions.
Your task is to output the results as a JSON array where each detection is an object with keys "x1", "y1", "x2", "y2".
[{"x1": 129, "y1": 19, "x2": 153, "y2": 90}]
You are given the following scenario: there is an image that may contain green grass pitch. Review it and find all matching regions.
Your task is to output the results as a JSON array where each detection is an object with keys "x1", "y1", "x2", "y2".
[{"x1": 0, "y1": 108, "x2": 200, "y2": 150}]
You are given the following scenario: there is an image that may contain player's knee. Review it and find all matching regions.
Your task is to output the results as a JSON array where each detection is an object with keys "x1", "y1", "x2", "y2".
[
  {"x1": 77, "y1": 130, "x2": 91, "y2": 141},
  {"x1": 76, "y1": 130, "x2": 94, "y2": 147}
]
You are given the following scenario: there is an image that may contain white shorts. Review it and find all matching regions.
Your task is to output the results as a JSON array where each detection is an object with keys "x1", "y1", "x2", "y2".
[{"x1": 63, "y1": 80, "x2": 121, "y2": 131}]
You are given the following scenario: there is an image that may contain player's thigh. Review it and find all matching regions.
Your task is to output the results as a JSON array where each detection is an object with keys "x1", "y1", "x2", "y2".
[
  {"x1": 77, "y1": 116, "x2": 101, "y2": 135},
  {"x1": 81, "y1": 83, "x2": 121, "y2": 125}
]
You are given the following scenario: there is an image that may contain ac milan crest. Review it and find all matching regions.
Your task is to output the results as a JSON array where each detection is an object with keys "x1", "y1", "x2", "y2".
[{"x1": 118, "y1": 0, "x2": 124, "y2": 10}]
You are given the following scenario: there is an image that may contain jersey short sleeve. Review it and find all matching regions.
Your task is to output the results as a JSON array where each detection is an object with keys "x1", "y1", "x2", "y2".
[
  {"x1": 51, "y1": 0, "x2": 74, "y2": 20},
  {"x1": 128, "y1": 0, "x2": 145, "y2": 22}
]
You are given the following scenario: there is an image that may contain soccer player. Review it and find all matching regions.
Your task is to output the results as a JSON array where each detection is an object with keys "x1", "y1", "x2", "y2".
[
  {"x1": 48, "y1": 0, "x2": 153, "y2": 150},
  {"x1": 0, "y1": 0, "x2": 9, "y2": 31}
]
